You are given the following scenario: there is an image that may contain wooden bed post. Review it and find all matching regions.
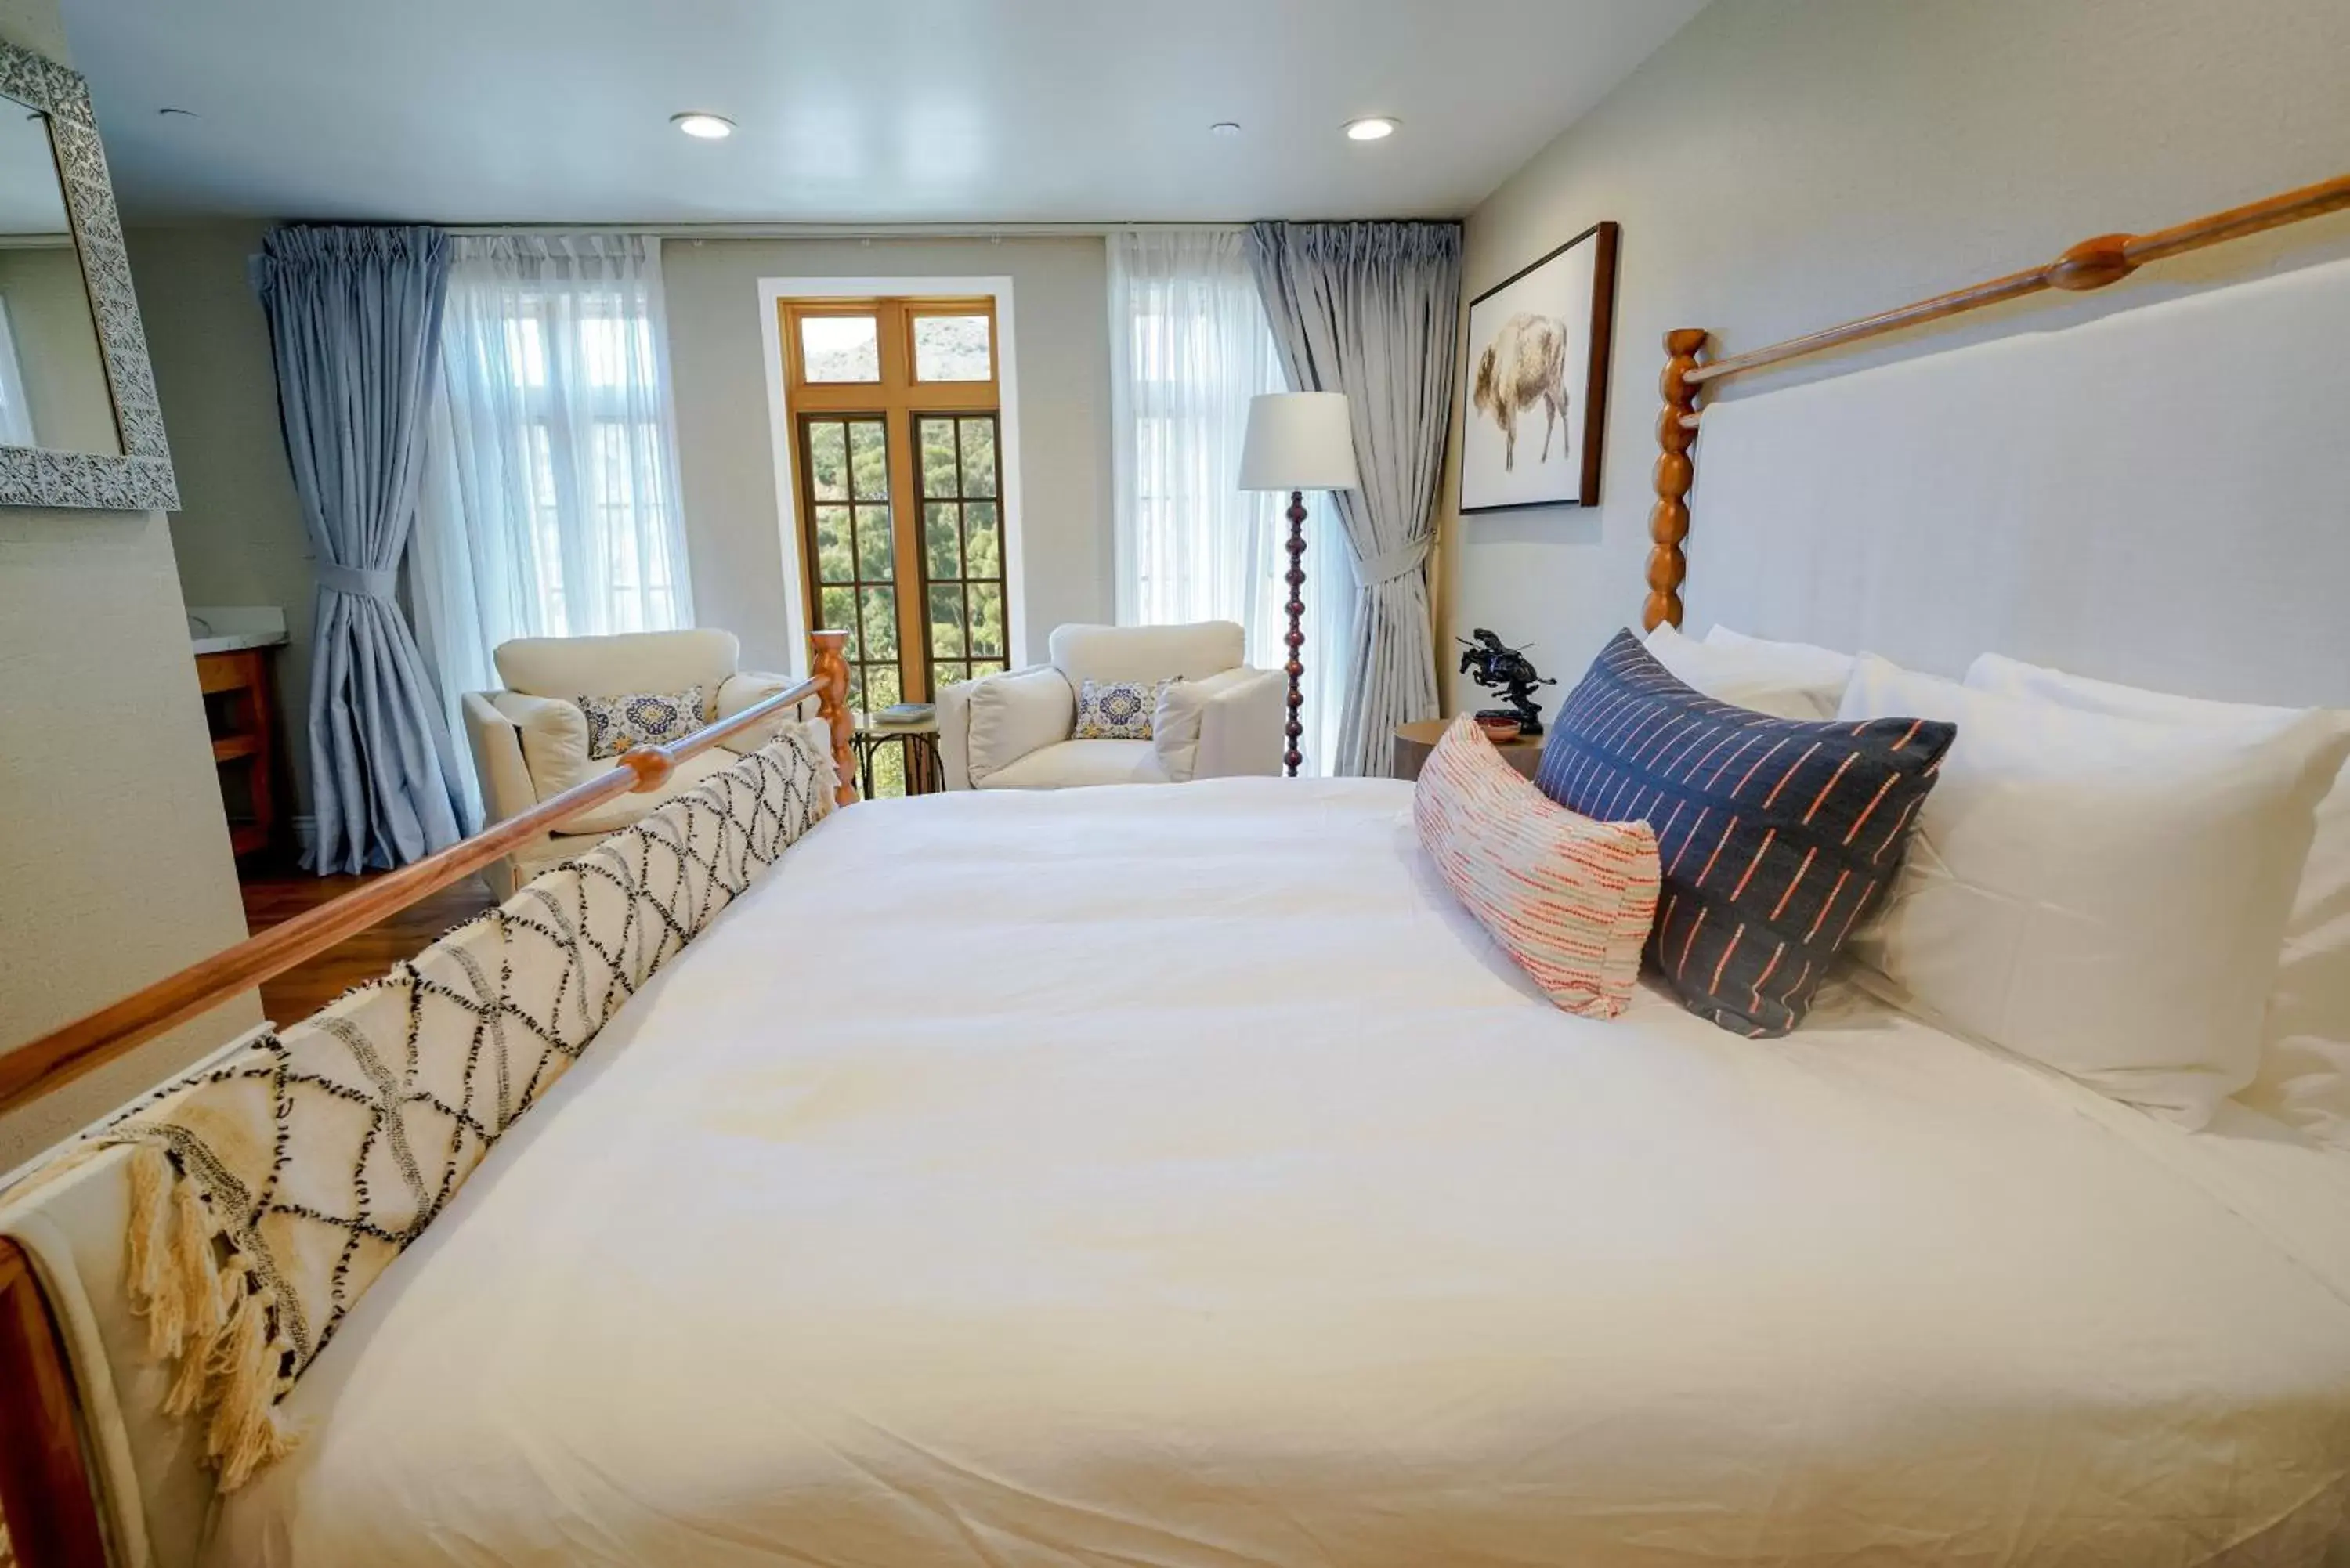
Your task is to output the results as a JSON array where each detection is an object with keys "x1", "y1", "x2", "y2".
[
  {"x1": 0, "y1": 1237, "x2": 109, "y2": 1568},
  {"x1": 809, "y1": 629, "x2": 857, "y2": 809},
  {"x1": 1646, "y1": 328, "x2": 1707, "y2": 631}
]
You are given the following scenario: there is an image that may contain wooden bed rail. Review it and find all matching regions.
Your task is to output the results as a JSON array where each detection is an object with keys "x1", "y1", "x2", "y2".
[
  {"x1": 1643, "y1": 169, "x2": 2350, "y2": 629},
  {"x1": 0, "y1": 629, "x2": 857, "y2": 1124}
]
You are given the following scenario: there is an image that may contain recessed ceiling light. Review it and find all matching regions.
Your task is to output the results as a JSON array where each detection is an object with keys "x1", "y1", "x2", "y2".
[
  {"x1": 671, "y1": 112, "x2": 736, "y2": 140},
  {"x1": 1209, "y1": 121, "x2": 1242, "y2": 139},
  {"x1": 1343, "y1": 116, "x2": 1398, "y2": 142}
]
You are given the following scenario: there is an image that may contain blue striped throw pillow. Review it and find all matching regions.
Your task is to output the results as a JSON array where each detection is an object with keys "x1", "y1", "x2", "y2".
[{"x1": 1534, "y1": 630, "x2": 1955, "y2": 1036}]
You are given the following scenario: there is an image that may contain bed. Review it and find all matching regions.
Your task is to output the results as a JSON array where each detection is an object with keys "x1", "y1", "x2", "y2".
[
  {"x1": 212, "y1": 780, "x2": 2350, "y2": 1565},
  {"x1": 5, "y1": 172, "x2": 2350, "y2": 1568}
]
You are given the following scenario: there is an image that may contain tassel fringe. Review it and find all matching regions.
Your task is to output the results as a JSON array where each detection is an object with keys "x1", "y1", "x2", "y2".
[{"x1": 121, "y1": 1143, "x2": 298, "y2": 1490}]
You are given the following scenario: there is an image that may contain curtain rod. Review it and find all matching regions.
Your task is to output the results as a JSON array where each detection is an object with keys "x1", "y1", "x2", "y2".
[
  {"x1": 439, "y1": 215, "x2": 1460, "y2": 241},
  {"x1": 443, "y1": 220, "x2": 1244, "y2": 240}
]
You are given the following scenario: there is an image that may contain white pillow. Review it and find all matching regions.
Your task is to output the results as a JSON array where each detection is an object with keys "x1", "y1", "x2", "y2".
[
  {"x1": 1703, "y1": 624, "x2": 1858, "y2": 703},
  {"x1": 1641, "y1": 621, "x2": 1838, "y2": 720},
  {"x1": 965, "y1": 664, "x2": 1075, "y2": 785},
  {"x1": 1966, "y1": 652, "x2": 2350, "y2": 1147},
  {"x1": 1838, "y1": 654, "x2": 2350, "y2": 1125}
]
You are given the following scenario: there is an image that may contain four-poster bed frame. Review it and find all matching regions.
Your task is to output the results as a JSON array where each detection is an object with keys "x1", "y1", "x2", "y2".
[{"x1": 2, "y1": 170, "x2": 2348, "y2": 1567}]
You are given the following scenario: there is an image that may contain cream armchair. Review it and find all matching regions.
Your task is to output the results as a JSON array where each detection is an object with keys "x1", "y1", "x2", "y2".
[
  {"x1": 461, "y1": 628, "x2": 800, "y2": 896},
  {"x1": 936, "y1": 620, "x2": 1285, "y2": 790}
]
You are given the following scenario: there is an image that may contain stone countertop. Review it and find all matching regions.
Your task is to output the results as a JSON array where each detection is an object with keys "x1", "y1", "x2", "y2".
[
  {"x1": 188, "y1": 605, "x2": 288, "y2": 656},
  {"x1": 192, "y1": 630, "x2": 289, "y2": 655}
]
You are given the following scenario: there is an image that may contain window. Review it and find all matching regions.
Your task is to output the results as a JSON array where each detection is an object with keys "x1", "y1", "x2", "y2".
[
  {"x1": 779, "y1": 296, "x2": 1011, "y2": 797},
  {"x1": 799, "y1": 313, "x2": 880, "y2": 383},
  {"x1": 443, "y1": 281, "x2": 687, "y2": 637},
  {"x1": 918, "y1": 414, "x2": 1007, "y2": 686},
  {"x1": 412, "y1": 235, "x2": 695, "y2": 823},
  {"x1": 911, "y1": 313, "x2": 992, "y2": 382}
]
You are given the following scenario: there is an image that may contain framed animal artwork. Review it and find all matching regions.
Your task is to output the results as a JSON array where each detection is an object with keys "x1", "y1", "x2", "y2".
[{"x1": 1459, "y1": 221, "x2": 1619, "y2": 512}]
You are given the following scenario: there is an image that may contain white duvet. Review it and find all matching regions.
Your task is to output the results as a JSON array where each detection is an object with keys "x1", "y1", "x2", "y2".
[{"x1": 210, "y1": 780, "x2": 2350, "y2": 1566}]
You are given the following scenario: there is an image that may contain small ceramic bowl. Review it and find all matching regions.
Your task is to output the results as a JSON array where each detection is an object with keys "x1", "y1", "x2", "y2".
[{"x1": 1474, "y1": 716, "x2": 1522, "y2": 744}]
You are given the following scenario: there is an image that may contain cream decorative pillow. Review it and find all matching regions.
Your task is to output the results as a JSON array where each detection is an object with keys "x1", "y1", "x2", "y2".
[
  {"x1": 1414, "y1": 715, "x2": 1660, "y2": 1019},
  {"x1": 578, "y1": 685, "x2": 707, "y2": 759},
  {"x1": 1075, "y1": 677, "x2": 1170, "y2": 740}
]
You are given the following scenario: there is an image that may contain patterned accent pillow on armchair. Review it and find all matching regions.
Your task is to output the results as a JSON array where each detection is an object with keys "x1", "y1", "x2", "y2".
[
  {"x1": 1074, "y1": 678, "x2": 1171, "y2": 740},
  {"x1": 1535, "y1": 630, "x2": 1954, "y2": 1037},
  {"x1": 578, "y1": 685, "x2": 707, "y2": 759}
]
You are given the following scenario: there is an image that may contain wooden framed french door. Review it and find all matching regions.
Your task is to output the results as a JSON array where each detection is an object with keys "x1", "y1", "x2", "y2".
[{"x1": 781, "y1": 297, "x2": 1013, "y2": 732}]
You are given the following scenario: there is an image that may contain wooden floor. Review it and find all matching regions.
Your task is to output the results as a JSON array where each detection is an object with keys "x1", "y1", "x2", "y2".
[{"x1": 241, "y1": 863, "x2": 498, "y2": 1024}]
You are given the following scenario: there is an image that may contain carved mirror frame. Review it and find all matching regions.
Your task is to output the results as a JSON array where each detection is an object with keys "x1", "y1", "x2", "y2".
[{"x1": 0, "y1": 36, "x2": 176, "y2": 510}]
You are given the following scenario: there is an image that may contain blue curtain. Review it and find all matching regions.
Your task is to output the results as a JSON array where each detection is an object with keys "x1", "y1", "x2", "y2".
[
  {"x1": 1247, "y1": 221, "x2": 1462, "y2": 778},
  {"x1": 255, "y1": 226, "x2": 471, "y2": 873}
]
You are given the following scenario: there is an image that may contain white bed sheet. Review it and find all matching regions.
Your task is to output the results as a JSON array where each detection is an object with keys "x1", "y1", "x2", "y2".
[{"x1": 208, "y1": 779, "x2": 2350, "y2": 1566}]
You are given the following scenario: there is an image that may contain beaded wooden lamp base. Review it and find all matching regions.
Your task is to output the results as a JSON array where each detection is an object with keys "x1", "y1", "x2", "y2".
[{"x1": 1282, "y1": 489, "x2": 1307, "y2": 777}]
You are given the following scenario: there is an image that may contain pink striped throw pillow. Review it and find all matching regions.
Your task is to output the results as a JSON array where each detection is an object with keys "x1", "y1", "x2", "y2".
[{"x1": 1413, "y1": 715, "x2": 1661, "y2": 1018}]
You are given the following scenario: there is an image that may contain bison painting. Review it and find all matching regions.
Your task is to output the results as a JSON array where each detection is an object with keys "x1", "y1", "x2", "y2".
[{"x1": 1471, "y1": 313, "x2": 1571, "y2": 471}]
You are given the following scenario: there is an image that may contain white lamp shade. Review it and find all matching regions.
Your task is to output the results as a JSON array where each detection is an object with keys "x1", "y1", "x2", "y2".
[{"x1": 1238, "y1": 391, "x2": 1359, "y2": 492}]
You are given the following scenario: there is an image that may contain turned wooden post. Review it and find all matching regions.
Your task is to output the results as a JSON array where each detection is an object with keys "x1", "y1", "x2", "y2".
[
  {"x1": 1646, "y1": 328, "x2": 1706, "y2": 631},
  {"x1": 808, "y1": 628, "x2": 857, "y2": 808},
  {"x1": 0, "y1": 1237, "x2": 107, "y2": 1568},
  {"x1": 1282, "y1": 490, "x2": 1307, "y2": 777}
]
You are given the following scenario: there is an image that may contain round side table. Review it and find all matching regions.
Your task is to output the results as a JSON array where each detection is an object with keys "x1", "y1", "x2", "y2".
[{"x1": 1390, "y1": 718, "x2": 1544, "y2": 783}]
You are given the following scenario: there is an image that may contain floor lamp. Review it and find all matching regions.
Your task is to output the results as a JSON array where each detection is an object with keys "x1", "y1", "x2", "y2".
[{"x1": 1238, "y1": 392, "x2": 1358, "y2": 778}]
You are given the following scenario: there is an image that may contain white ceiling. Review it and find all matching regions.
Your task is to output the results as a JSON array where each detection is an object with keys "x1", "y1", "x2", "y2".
[{"x1": 62, "y1": 0, "x2": 1704, "y2": 226}]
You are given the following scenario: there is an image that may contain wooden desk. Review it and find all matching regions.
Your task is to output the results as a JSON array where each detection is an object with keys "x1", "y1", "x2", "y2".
[
  {"x1": 1390, "y1": 718, "x2": 1545, "y2": 783},
  {"x1": 196, "y1": 648, "x2": 282, "y2": 858}
]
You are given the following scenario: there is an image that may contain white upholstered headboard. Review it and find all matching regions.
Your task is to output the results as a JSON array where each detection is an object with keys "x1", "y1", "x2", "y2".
[
  {"x1": 1641, "y1": 173, "x2": 2350, "y2": 710},
  {"x1": 1680, "y1": 251, "x2": 2350, "y2": 706}
]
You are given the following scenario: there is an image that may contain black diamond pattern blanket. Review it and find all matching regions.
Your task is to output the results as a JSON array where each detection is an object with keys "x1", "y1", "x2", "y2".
[{"x1": 55, "y1": 727, "x2": 833, "y2": 1489}]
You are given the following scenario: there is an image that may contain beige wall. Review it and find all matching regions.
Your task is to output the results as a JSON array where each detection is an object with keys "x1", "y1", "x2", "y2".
[
  {"x1": 661, "y1": 236, "x2": 1112, "y2": 676},
  {"x1": 0, "y1": 0, "x2": 257, "y2": 1169},
  {"x1": 127, "y1": 221, "x2": 318, "y2": 811},
  {"x1": 0, "y1": 242, "x2": 117, "y2": 453},
  {"x1": 1438, "y1": 0, "x2": 2350, "y2": 714}
]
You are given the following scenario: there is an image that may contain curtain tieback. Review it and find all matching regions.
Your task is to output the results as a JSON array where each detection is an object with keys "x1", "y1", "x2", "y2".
[
  {"x1": 318, "y1": 562, "x2": 396, "y2": 600},
  {"x1": 1354, "y1": 538, "x2": 1430, "y2": 587}
]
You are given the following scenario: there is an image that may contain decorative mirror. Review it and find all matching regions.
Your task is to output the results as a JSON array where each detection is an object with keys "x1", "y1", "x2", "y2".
[{"x1": 0, "y1": 38, "x2": 175, "y2": 509}]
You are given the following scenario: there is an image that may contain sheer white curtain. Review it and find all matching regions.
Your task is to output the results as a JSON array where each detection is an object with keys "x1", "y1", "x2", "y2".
[
  {"x1": 413, "y1": 233, "x2": 695, "y2": 818},
  {"x1": 1109, "y1": 229, "x2": 1352, "y2": 776}
]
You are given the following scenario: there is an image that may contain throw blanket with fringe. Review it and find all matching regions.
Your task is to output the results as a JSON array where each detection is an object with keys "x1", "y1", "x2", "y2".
[{"x1": 56, "y1": 727, "x2": 833, "y2": 1490}]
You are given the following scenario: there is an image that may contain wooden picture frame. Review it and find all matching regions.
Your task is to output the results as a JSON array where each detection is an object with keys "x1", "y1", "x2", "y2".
[{"x1": 1459, "y1": 220, "x2": 1618, "y2": 513}]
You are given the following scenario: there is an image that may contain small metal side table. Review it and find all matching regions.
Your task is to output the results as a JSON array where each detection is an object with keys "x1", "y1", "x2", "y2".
[{"x1": 851, "y1": 712, "x2": 944, "y2": 799}]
